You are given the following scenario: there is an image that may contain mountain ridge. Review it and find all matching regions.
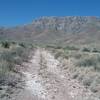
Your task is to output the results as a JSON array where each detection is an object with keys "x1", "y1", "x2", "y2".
[{"x1": 0, "y1": 16, "x2": 100, "y2": 45}]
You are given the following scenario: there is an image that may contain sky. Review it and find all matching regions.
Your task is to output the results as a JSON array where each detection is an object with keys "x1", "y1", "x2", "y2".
[{"x1": 0, "y1": 0, "x2": 100, "y2": 27}]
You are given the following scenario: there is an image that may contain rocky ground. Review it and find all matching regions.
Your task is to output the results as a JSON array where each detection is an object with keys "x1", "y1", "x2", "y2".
[{"x1": 1, "y1": 48, "x2": 99, "y2": 100}]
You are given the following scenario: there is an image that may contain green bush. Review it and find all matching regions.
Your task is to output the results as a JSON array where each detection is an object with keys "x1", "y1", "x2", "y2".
[
  {"x1": 19, "y1": 42, "x2": 26, "y2": 48},
  {"x1": 64, "y1": 46, "x2": 79, "y2": 51},
  {"x1": 82, "y1": 47, "x2": 91, "y2": 52},
  {"x1": 76, "y1": 55, "x2": 100, "y2": 71},
  {"x1": 1, "y1": 41, "x2": 10, "y2": 48},
  {"x1": 55, "y1": 46, "x2": 62, "y2": 49},
  {"x1": 92, "y1": 48, "x2": 100, "y2": 53},
  {"x1": 11, "y1": 41, "x2": 16, "y2": 44},
  {"x1": 76, "y1": 57, "x2": 96, "y2": 67}
]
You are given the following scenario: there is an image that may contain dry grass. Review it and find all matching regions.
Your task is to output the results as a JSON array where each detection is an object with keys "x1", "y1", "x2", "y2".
[
  {"x1": 0, "y1": 41, "x2": 34, "y2": 99},
  {"x1": 51, "y1": 45, "x2": 100, "y2": 98}
]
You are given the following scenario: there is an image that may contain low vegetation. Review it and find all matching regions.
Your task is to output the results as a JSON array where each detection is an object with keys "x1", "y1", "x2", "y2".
[
  {"x1": 49, "y1": 45, "x2": 100, "y2": 98},
  {"x1": 0, "y1": 41, "x2": 34, "y2": 99},
  {"x1": 1, "y1": 42, "x2": 100, "y2": 99},
  {"x1": 81, "y1": 47, "x2": 91, "y2": 52}
]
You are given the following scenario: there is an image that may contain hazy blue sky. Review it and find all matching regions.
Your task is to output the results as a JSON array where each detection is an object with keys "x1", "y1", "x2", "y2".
[{"x1": 0, "y1": 0, "x2": 99, "y2": 27}]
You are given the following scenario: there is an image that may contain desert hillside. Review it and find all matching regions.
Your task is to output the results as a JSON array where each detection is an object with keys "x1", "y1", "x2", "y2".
[{"x1": 1, "y1": 16, "x2": 100, "y2": 45}]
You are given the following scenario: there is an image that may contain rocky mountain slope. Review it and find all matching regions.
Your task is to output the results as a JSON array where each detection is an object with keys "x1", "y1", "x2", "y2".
[{"x1": 1, "y1": 16, "x2": 100, "y2": 45}]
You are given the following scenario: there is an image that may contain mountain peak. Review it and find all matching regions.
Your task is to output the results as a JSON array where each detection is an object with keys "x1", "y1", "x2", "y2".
[{"x1": 1, "y1": 16, "x2": 100, "y2": 45}]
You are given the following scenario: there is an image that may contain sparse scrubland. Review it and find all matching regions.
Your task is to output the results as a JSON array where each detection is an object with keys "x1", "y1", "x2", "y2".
[
  {"x1": 49, "y1": 44, "x2": 100, "y2": 98},
  {"x1": 0, "y1": 41, "x2": 100, "y2": 99},
  {"x1": 0, "y1": 41, "x2": 34, "y2": 99}
]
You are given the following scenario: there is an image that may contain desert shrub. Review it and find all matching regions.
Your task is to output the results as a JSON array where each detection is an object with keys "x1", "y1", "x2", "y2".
[
  {"x1": 11, "y1": 47, "x2": 30, "y2": 62},
  {"x1": 0, "y1": 61, "x2": 9, "y2": 74},
  {"x1": 45, "y1": 45, "x2": 56, "y2": 49},
  {"x1": 13, "y1": 56, "x2": 22, "y2": 65},
  {"x1": 92, "y1": 48, "x2": 100, "y2": 53},
  {"x1": 73, "y1": 53, "x2": 82, "y2": 59},
  {"x1": 0, "y1": 51, "x2": 14, "y2": 62},
  {"x1": 63, "y1": 55, "x2": 69, "y2": 59},
  {"x1": 20, "y1": 49, "x2": 30, "y2": 61},
  {"x1": 19, "y1": 42, "x2": 26, "y2": 48},
  {"x1": 64, "y1": 46, "x2": 79, "y2": 51},
  {"x1": 76, "y1": 57, "x2": 96, "y2": 67},
  {"x1": 82, "y1": 47, "x2": 91, "y2": 52},
  {"x1": 78, "y1": 74, "x2": 84, "y2": 82},
  {"x1": 55, "y1": 52, "x2": 62, "y2": 59},
  {"x1": 93, "y1": 55, "x2": 100, "y2": 71},
  {"x1": 11, "y1": 41, "x2": 16, "y2": 44},
  {"x1": 90, "y1": 80, "x2": 99, "y2": 93},
  {"x1": 11, "y1": 46, "x2": 24, "y2": 57},
  {"x1": 82, "y1": 76, "x2": 93, "y2": 87},
  {"x1": 28, "y1": 44, "x2": 34, "y2": 49},
  {"x1": 72, "y1": 73, "x2": 79, "y2": 79},
  {"x1": 1, "y1": 41, "x2": 10, "y2": 48},
  {"x1": 0, "y1": 43, "x2": 31, "y2": 73},
  {"x1": 75, "y1": 54, "x2": 100, "y2": 71},
  {"x1": 46, "y1": 44, "x2": 62, "y2": 50},
  {"x1": 0, "y1": 60, "x2": 15, "y2": 87},
  {"x1": 94, "y1": 64, "x2": 100, "y2": 71},
  {"x1": 0, "y1": 52, "x2": 15, "y2": 72},
  {"x1": 55, "y1": 46, "x2": 62, "y2": 49},
  {"x1": 90, "y1": 86, "x2": 98, "y2": 93},
  {"x1": 54, "y1": 50, "x2": 64, "y2": 59}
]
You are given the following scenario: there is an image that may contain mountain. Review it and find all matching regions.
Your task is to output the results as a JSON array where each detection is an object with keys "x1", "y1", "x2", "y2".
[{"x1": 1, "y1": 16, "x2": 100, "y2": 46}]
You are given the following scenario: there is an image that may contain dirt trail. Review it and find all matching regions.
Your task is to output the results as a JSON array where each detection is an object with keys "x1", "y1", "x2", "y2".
[{"x1": 9, "y1": 48, "x2": 99, "y2": 100}]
